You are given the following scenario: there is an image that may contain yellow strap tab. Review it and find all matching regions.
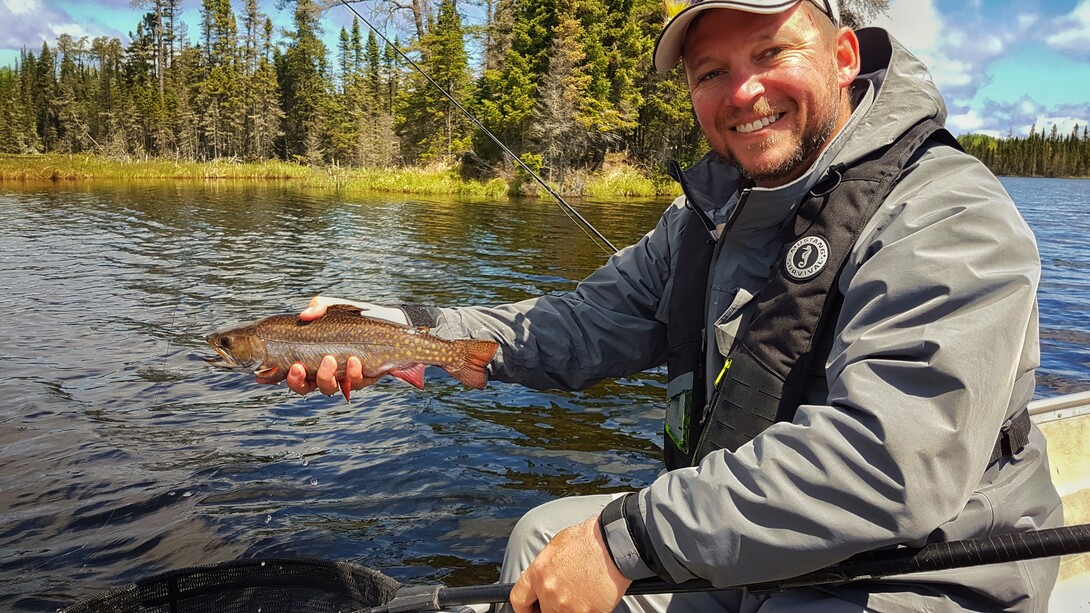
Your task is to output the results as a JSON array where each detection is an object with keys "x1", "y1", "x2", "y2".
[{"x1": 714, "y1": 359, "x2": 732, "y2": 387}]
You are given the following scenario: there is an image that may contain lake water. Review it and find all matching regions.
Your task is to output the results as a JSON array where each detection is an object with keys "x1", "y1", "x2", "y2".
[{"x1": 0, "y1": 177, "x2": 1087, "y2": 610}]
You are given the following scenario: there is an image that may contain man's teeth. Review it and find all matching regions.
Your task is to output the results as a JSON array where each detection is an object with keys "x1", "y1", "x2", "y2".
[{"x1": 735, "y1": 113, "x2": 783, "y2": 134}]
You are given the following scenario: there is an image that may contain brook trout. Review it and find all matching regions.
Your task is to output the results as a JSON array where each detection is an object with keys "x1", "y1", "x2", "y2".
[{"x1": 205, "y1": 304, "x2": 498, "y2": 400}]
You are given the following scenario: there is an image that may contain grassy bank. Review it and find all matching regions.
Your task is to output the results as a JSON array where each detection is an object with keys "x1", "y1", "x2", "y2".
[{"x1": 0, "y1": 154, "x2": 678, "y2": 199}]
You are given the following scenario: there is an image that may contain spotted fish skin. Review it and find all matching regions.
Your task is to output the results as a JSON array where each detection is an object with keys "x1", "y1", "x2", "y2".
[{"x1": 205, "y1": 304, "x2": 498, "y2": 396}]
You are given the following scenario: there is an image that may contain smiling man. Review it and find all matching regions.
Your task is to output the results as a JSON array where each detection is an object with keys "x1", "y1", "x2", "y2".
[
  {"x1": 680, "y1": 1, "x2": 854, "y2": 187},
  {"x1": 280, "y1": 1, "x2": 1061, "y2": 611}
]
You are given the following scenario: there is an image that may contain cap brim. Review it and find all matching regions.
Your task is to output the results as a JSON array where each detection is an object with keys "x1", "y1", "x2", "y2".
[{"x1": 653, "y1": 0, "x2": 807, "y2": 72}]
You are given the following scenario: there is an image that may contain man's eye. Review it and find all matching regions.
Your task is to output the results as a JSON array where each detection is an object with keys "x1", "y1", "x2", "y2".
[
  {"x1": 761, "y1": 47, "x2": 784, "y2": 59},
  {"x1": 700, "y1": 70, "x2": 724, "y2": 82}
]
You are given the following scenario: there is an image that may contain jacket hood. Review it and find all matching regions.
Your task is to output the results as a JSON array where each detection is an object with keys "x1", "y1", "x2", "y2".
[
  {"x1": 837, "y1": 28, "x2": 948, "y2": 168},
  {"x1": 676, "y1": 28, "x2": 948, "y2": 209}
]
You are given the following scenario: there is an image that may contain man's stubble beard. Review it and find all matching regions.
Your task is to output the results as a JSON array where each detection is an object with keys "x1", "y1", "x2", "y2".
[{"x1": 717, "y1": 96, "x2": 840, "y2": 185}]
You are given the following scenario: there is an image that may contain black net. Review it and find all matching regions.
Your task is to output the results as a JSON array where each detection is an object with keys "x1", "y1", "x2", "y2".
[{"x1": 63, "y1": 558, "x2": 403, "y2": 613}]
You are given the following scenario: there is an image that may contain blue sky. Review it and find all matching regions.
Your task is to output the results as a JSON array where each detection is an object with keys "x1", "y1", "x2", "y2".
[{"x1": 1, "y1": 0, "x2": 1088, "y2": 138}]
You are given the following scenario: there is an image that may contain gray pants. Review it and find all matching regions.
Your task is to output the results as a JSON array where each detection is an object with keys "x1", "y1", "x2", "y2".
[{"x1": 493, "y1": 494, "x2": 880, "y2": 613}]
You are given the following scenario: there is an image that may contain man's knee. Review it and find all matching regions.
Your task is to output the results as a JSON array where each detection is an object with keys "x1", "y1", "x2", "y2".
[{"x1": 501, "y1": 494, "x2": 618, "y2": 580}]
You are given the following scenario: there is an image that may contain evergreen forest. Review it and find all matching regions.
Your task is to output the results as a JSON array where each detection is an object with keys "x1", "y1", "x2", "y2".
[{"x1": 1, "y1": 0, "x2": 1086, "y2": 184}]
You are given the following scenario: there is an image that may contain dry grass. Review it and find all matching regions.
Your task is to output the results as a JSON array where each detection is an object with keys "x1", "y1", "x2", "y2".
[{"x1": 0, "y1": 153, "x2": 674, "y2": 198}]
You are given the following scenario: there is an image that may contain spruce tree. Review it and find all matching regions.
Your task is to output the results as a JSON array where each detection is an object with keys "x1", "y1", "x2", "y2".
[
  {"x1": 278, "y1": 0, "x2": 330, "y2": 164},
  {"x1": 396, "y1": 0, "x2": 472, "y2": 163}
]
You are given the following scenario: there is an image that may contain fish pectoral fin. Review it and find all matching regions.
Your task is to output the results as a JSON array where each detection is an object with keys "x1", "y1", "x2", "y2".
[
  {"x1": 254, "y1": 366, "x2": 280, "y2": 379},
  {"x1": 339, "y1": 376, "x2": 352, "y2": 403},
  {"x1": 390, "y1": 364, "x2": 426, "y2": 390}
]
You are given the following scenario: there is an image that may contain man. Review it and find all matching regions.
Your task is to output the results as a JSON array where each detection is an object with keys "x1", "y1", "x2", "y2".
[{"x1": 275, "y1": 1, "x2": 1062, "y2": 611}]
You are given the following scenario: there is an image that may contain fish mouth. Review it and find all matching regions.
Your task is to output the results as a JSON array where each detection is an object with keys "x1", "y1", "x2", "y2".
[{"x1": 204, "y1": 343, "x2": 243, "y2": 369}]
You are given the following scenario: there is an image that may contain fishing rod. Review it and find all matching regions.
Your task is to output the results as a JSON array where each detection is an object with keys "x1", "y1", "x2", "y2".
[
  {"x1": 359, "y1": 522, "x2": 1090, "y2": 612},
  {"x1": 334, "y1": 0, "x2": 619, "y2": 255}
]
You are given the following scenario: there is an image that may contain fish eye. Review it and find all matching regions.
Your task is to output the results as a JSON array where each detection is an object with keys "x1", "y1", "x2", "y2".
[{"x1": 219, "y1": 337, "x2": 232, "y2": 349}]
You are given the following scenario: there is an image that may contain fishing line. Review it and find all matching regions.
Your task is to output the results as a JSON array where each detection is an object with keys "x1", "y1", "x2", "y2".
[
  {"x1": 335, "y1": 0, "x2": 619, "y2": 255},
  {"x1": 29, "y1": 200, "x2": 200, "y2": 579}
]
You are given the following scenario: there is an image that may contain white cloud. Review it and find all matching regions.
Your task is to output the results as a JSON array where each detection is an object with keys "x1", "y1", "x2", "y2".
[
  {"x1": 1031, "y1": 115, "x2": 1087, "y2": 138},
  {"x1": 2, "y1": 0, "x2": 37, "y2": 16},
  {"x1": 1046, "y1": 0, "x2": 1090, "y2": 52},
  {"x1": 925, "y1": 55, "x2": 973, "y2": 89},
  {"x1": 1016, "y1": 14, "x2": 1039, "y2": 31},
  {"x1": 869, "y1": 0, "x2": 981, "y2": 96},
  {"x1": 0, "y1": 1, "x2": 120, "y2": 54},
  {"x1": 871, "y1": 0, "x2": 942, "y2": 53},
  {"x1": 948, "y1": 108, "x2": 986, "y2": 132}
]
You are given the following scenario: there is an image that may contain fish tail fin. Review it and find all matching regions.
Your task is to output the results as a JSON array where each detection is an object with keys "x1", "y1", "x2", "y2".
[{"x1": 445, "y1": 339, "x2": 499, "y2": 390}]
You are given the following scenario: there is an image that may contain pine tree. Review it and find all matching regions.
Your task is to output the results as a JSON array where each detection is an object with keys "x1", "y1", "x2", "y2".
[
  {"x1": 473, "y1": 0, "x2": 557, "y2": 160},
  {"x1": 33, "y1": 42, "x2": 60, "y2": 151},
  {"x1": 54, "y1": 34, "x2": 92, "y2": 152},
  {"x1": 0, "y1": 65, "x2": 37, "y2": 153},
  {"x1": 397, "y1": 0, "x2": 472, "y2": 163},
  {"x1": 532, "y1": 3, "x2": 591, "y2": 182},
  {"x1": 629, "y1": 0, "x2": 700, "y2": 168},
  {"x1": 250, "y1": 18, "x2": 284, "y2": 159},
  {"x1": 357, "y1": 30, "x2": 396, "y2": 166},
  {"x1": 197, "y1": 0, "x2": 244, "y2": 158},
  {"x1": 278, "y1": 0, "x2": 330, "y2": 164}
]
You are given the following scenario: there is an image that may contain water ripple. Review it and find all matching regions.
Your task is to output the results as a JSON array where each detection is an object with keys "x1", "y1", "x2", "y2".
[{"x1": 0, "y1": 179, "x2": 1086, "y2": 610}]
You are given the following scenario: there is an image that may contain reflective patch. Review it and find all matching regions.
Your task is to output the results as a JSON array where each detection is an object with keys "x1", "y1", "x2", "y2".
[
  {"x1": 785, "y1": 235, "x2": 829, "y2": 281},
  {"x1": 665, "y1": 372, "x2": 694, "y2": 453}
]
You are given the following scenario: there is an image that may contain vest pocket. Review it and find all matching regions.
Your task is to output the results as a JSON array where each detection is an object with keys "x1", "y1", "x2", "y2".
[
  {"x1": 665, "y1": 371, "x2": 694, "y2": 453},
  {"x1": 714, "y1": 287, "x2": 754, "y2": 357}
]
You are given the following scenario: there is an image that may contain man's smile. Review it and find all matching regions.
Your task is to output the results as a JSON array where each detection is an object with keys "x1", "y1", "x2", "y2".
[{"x1": 734, "y1": 113, "x2": 784, "y2": 134}]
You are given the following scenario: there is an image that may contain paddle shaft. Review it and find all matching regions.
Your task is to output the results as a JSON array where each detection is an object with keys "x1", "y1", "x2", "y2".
[{"x1": 361, "y1": 523, "x2": 1090, "y2": 612}]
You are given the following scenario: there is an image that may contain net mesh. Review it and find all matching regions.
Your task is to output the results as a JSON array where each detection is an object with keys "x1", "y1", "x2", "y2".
[{"x1": 63, "y1": 558, "x2": 402, "y2": 613}]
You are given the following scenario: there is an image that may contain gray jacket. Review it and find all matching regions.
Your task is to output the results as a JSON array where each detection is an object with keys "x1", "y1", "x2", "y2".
[{"x1": 433, "y1": 29, "x2": 1061, "y2": 611}]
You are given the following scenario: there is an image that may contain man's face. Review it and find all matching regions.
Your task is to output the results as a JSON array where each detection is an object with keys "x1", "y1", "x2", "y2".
[{"x1": 683, "y1": 4, "x2": 859, "y2": 187}]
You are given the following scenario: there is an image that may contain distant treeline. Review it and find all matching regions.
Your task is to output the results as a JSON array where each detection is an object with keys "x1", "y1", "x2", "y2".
[
  {"x1": 13, "y1": 0, "x2": 1082, "y2": 187},
  {"x1": 0, "y1": 0, "x2": 715, "y2": 190},
  {"x1": 958, "y1": 126, "x2": 1090, "y2": 179}
]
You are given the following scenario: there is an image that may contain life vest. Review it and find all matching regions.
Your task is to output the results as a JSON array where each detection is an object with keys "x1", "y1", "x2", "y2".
[{"x1": 663, "y1": 117, "x2": 960, "y2": 470}]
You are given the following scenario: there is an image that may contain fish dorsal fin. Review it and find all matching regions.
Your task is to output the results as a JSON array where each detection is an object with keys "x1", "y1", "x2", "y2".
[{"x1": 325, "y1": 304, "x2": 365, "y2": 316}]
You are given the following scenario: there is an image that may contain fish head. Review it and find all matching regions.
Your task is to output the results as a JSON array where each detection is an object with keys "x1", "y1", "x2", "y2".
[{"x1": 204, "y1": 329, "x2": 264, "y2": 370}]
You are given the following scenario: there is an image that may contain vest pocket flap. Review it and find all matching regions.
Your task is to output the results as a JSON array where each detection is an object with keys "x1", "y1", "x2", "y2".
[{"x1": 714, "y1": 287, "x2": 755, "y2": 357}]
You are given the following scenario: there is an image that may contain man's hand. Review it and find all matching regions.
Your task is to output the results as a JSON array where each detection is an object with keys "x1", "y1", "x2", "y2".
[
  {"x1": 297, "y1": 295, "x2": 408, "y2": 325},
  {"x1": 509, "y1": 516, "x2": 632, "y2": 613},
  {"x1": 256, "y1": 296, "x2": 408, "y2": 396}
]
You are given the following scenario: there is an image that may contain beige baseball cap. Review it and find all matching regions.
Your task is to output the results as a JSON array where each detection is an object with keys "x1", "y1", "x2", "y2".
[{"x1": 653, "y1": 0, "x2": 841, "y2": 72}]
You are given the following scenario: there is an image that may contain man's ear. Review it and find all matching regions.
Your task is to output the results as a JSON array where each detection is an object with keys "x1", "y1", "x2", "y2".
[{"x1": 835, "y1": 27, "x2": 861, "y2": 89}]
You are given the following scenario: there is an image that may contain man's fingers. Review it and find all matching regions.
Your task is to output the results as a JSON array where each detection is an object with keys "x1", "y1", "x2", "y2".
[
  {"x1": 299, "y1": 295, "x2": 329, "y2": 321},
  {"x1": 508, "y1": 570, "x2": 538, "y2": 613},
  {"x1": 315, "y1": 355, "x2": 339, "y2": 396},
  {"x1": 285, "y1": 363, "x2": 315, "y2": 395},
  {"x1": 345, "y1": 356, "x2": 363, "y2": 387}
]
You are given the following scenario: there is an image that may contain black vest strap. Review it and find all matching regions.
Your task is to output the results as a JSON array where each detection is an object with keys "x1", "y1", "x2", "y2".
[
  {"x1": 662, "y1": 197, "x2": 718, "y2": 469},
  {"x1": 664, "y1": 117, "x2": 957, "y2": 469}
]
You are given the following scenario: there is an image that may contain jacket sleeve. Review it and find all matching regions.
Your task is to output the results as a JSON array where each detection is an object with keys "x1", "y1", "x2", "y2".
[
  {"x1": 430, "y1": 200, "x2": 686, "y2": 390},
  {"x1": 602, "y1": 148, "x2": 1043, "y2": 585}
]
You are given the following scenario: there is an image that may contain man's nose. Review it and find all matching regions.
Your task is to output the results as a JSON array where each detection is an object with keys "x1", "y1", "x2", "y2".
[{"x1": 725, "y1": 70, "x2": 765, "y2": 107}]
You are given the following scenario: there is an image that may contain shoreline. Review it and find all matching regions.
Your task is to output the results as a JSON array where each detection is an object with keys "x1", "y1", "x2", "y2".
[{"x1": 0, "y1": 154, "x2": 678, "y2": 199}]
